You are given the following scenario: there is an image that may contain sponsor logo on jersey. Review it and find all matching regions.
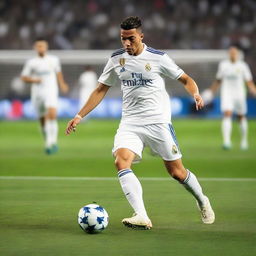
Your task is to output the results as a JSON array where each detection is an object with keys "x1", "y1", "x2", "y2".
[
  {"x1": 122, "y1": 72, "x2": 153, "y2": 87},
  {"x1": 145, "y1": 63, "x2": 151, "y2": 71},
  {"x1": 119, "y1": 58, "x2": 126, "y2": 66},
  {"x1": 172, "y1": 145, "x2": 178, "y2": 154}
]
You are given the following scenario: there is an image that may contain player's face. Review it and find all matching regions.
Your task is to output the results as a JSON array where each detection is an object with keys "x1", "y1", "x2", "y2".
[
  {"x1": 121, "y1": 28, "x2": 144, "y2": 56},
  {"x1": 34, "y1": 41, "x2": 48, "y2": 56},
  {"x1": 229, "y1": 47, "x2": 239, "y2": 62}
]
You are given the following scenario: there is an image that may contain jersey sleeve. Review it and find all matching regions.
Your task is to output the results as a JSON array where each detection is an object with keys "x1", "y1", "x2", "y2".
[
  {"x1": 216, "y1": 62, "x2": 224, "y2": 80},
  {"x1": 21, "y1": 60, "x2": 32, "y2": 77},
  {"x1": 98, "y1": 58, "x2": 117, "y2": 86},
  {"x1": 160, "y1": 54, "x2": 184, "y2": 80},
  {"x1": 242, "y1": 63, "x2": 252, "y2": 81}
]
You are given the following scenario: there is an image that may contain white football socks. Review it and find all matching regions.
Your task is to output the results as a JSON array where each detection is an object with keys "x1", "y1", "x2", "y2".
[
  {"x1": 45, "y1": 119, "x2": 58, "y2": 148},
  {"x1": 118, "y1": 169, "x2": 149, "y2": 219},
  {"x1": 239, "y1": 118, "x2": 248, "y2": 149},
  {"x1": 182, "y1": 170, "x2": 206, "y2": 207},
  {"x1": 222, "y1": 116, "x2": 232, "y2": 147}
]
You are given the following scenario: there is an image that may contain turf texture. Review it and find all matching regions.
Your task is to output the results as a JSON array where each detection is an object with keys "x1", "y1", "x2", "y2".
[{"x1": 0, "y1": 119, "x2": 256, "y2": 256}]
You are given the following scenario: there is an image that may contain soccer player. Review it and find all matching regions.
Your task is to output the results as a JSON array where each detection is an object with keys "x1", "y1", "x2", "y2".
[
  {"x1": 21, "y1": 38, "x2": 69, "y2": 154},
  {"x1": 204, "y1": 46, "x2": 256, "y2": 150},
  {"x1": 66, "y1": 16, "x2": 215, "y2": 229},
  {"x1": 78, "y1": 66, "x2": 98, "y2": 112}
]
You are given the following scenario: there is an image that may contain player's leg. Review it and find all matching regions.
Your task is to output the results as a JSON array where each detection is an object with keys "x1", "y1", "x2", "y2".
[
  {"x1": 146, "y1": 123, "x2": 214, "y2": 224},
  {"x1": 236, "y1": 98, "x2": 248, "y2": 150},
  {"x1": 113, "y1": 125, "x2": 152, "y2": 229},
  {"x1": 238, "y1": 114, "x2": 248, "y2": 150},
  {"x1": 164, "y1": 159, "x2": 215, "y2": 224},
  {"x1": 39, "y1": 116, "x2": 46, "y2": 138},
  {"x1": 115, "y1": 148, "x2": 152, "y2": 229},
  {"x1": 44, "y1": 107, "x2": 58, "y2": 154},
  {"x1": 222, "y1": 111, "x2": 233, "y2": 149}
]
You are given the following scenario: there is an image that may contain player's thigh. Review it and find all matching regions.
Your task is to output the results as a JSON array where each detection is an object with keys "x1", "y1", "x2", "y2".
[
  {"x1": 31, "y1": 94, "x2": 46, "y2": 118},
  {"x1": 45, "y1": 93, "x2": 58, "y2": 119},
  {"x1": 220, "y1": 96, "x2": 234, "y2": 113},
  {"x1": 234, "y1": 98, "x2": 247, "y2": 115},
  {"x1": 112, "y1": 124, "x2": 144, "y2": 163},
  {"x1": 145, "y1": 123, "x2": 182, "y2": 161}
]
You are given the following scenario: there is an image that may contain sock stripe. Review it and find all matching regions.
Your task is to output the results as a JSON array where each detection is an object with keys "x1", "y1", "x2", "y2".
[
  {"x1": 118, "y1": 169, "x2": 133, "y2": 178},
  {"x1": 183, "y1": 170, "x2": 191, "y2": 184}
]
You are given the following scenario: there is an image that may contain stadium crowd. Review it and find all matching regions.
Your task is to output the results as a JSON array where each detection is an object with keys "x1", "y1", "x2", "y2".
[{"x1": 0, "y1": 0, "x2": 255, "y2": 69}]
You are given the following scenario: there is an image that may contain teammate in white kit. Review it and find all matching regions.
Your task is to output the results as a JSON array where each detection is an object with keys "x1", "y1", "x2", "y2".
[
  {"x1": 204, "y1": 46, "x2": 256, "y2": 150},
  {"x1": 78, "y1": 66, "x2": 98, "y2": 112},
  {"x1": 21, "y1": 38, "x2": 69, "y2": 154},
  {"x1": 66, "y1": 17, "x2": 215, "y2": 229}
]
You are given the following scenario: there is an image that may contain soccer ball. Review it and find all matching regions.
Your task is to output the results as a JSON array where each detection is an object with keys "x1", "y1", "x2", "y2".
[{"x1": 78, "y1": 203, "x2": 109, "y2": 233}]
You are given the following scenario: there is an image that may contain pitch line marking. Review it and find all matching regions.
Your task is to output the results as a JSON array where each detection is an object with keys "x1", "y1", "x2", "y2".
[{"x1": 0, "y1": 176, "x2": 256, "y2": 182}]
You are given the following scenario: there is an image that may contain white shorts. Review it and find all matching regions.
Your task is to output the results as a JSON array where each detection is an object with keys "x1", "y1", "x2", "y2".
[
  {"x1": 31, "y1": 92, "x2": 58, "y2": 117},
  {"x1": 112, "y1": 123, "x2": 182, "y2": 163},
  {"x1": 221, "y1": 95, "x2": 247, "y2": 115}
]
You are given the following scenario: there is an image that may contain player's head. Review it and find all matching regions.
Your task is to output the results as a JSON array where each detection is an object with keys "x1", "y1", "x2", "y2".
[
  {"x1": 34, "y1": 38, "x2": 48, "y2": 56},
  {"x1": 228, "y1": 46, "x2": 239, "y2": 62},
  {"x1": 120, "y1": 16, "x2": 144, "y2": 56}
]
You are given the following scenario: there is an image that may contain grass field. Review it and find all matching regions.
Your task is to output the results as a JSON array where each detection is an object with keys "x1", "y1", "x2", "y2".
[{"x1": 0, "y1": 119, "x2": 256, "y2": 256}]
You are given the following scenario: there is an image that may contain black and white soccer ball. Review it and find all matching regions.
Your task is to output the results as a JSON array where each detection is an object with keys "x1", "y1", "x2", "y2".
[{"x1": 78, "y1": 203, "x2": 109, "y2": 233}]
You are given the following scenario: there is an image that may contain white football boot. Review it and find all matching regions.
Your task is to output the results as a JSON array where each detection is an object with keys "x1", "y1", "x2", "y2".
[
  {"x1": 197, "y1": 196, "x2": 215, "y2": 224},
  {"x1": 122, "y1": 213, "x2": 152, "y2": 230}
]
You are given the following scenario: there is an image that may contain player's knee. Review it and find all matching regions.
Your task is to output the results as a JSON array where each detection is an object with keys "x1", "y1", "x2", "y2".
[
  {"x1": 169, "y1": 167, "x2": 187, "y2": 182},
  {"x1": 114, "y1": 154, "x2": 132, "y2": 171}
]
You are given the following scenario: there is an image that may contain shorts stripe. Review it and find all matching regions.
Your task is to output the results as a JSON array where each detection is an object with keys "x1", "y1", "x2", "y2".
[
  {"x1": 168, "y1": 124, "x2": 179, "y2": 148},
  {"x1": 118, "y1": 169, "x2": 133, "y2": 178}
]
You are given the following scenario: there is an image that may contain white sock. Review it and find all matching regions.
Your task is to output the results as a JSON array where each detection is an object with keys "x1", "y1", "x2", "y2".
[
  {"x1": 222, "y1": 117, "x2": 232, "y2": 146},
  {"x1": 239, "y1": 118, "x2": 248, "y2": 147},
  {"x1": 50, "y1": 119, "x2": 58, "y2": 145},
  {"x1": 118, "y1": 169, "x2": 149, "y2": 219},
  {"x1": 45, "y1": 120, "x2": 52, "y2": 148},
  {"x1": 44, "y1": 120, "x2": 58, "y2": 148},
  {"x1": 182, "y1": 170, "x2": 206, "y2": 207}
]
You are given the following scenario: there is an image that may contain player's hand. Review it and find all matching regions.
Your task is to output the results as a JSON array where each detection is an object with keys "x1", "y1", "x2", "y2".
[
  {"x1": 194, "y1": 93, "x2": 204, "y2": 110},
  {"x1": 65, "y1": 115, "x2": 82, "y2": 135}
]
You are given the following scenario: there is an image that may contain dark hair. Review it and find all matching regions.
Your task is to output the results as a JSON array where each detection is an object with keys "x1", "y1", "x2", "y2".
[
  {"x1": 34, "y1": 37, "x2": 47, "y2": 42},
  {"x1": 120, "y1": 16, "x2": 142, "y2": 30}
]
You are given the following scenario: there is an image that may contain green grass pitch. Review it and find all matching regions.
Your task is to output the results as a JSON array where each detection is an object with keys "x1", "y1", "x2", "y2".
[{"x1": 0, "y1": 119, "x2": 256, "y2": 256}]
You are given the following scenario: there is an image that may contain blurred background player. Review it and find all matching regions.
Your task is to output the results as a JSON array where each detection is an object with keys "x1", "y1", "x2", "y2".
[
  {"x1": 21, "y1": 38, "x2": 69, "y2": 154},
  {"x1": 78, "y1": 66, "x2": 98, "y2": 118},
  {"x1": 203, "y1": 46, "x2": 256, "y2": 150}
]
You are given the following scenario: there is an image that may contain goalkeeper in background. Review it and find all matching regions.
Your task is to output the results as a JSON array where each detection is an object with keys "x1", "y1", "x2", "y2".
[{"x1": 203, "y1": 46, "x2": 256, "y2": 150}]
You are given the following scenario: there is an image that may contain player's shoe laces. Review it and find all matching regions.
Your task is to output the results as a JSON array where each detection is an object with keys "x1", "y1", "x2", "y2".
[
  {"x1": 122, "y1": 213, "x2": 152, "y2": 230},
  {"x1": 197, "y1": 196, "x2": 215, "y2": 224}
]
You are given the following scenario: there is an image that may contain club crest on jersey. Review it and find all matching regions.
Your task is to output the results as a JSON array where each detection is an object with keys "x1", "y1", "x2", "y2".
[
  {"x1": 145, "y1": 63, "x2": 151, "y2": 71},
  {"x1": 172, "y1": 145, "x2": 178, "y2": 154},
  {"x1": 119, "y1": 58, "x2": 125, "y2": 66}
]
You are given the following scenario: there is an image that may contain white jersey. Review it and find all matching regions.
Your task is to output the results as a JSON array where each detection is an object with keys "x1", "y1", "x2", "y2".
[
  {"x1": 21, "y1": 54, "x2": 61, "y2": 97},
  {"x1": 216, "y1": 59, "x2": 252, "y2": 99},
  {"x1": 79, "y1": 70, "x2": 98, "y2": 108},
  {"x1": 98, "y1": 44, "x2": 184, "y2": 125}
]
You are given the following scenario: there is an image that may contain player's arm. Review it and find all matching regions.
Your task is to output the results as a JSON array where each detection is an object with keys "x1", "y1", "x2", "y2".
[
  {"x1": 178, "y1": 73, "x2": 204, "y2": 110},
  {"x1": 21, "y1": 76, "x2": 41, "y2": 83},
  {"x1": 57, "y1": 71, "x2": 69, "y2": 94},
  {"x1": 65, "y1": 83, "x2": 110, "y2": 135},
  {"x1": 246, "y1": 80, "x2": 256, "y2": 96}
]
